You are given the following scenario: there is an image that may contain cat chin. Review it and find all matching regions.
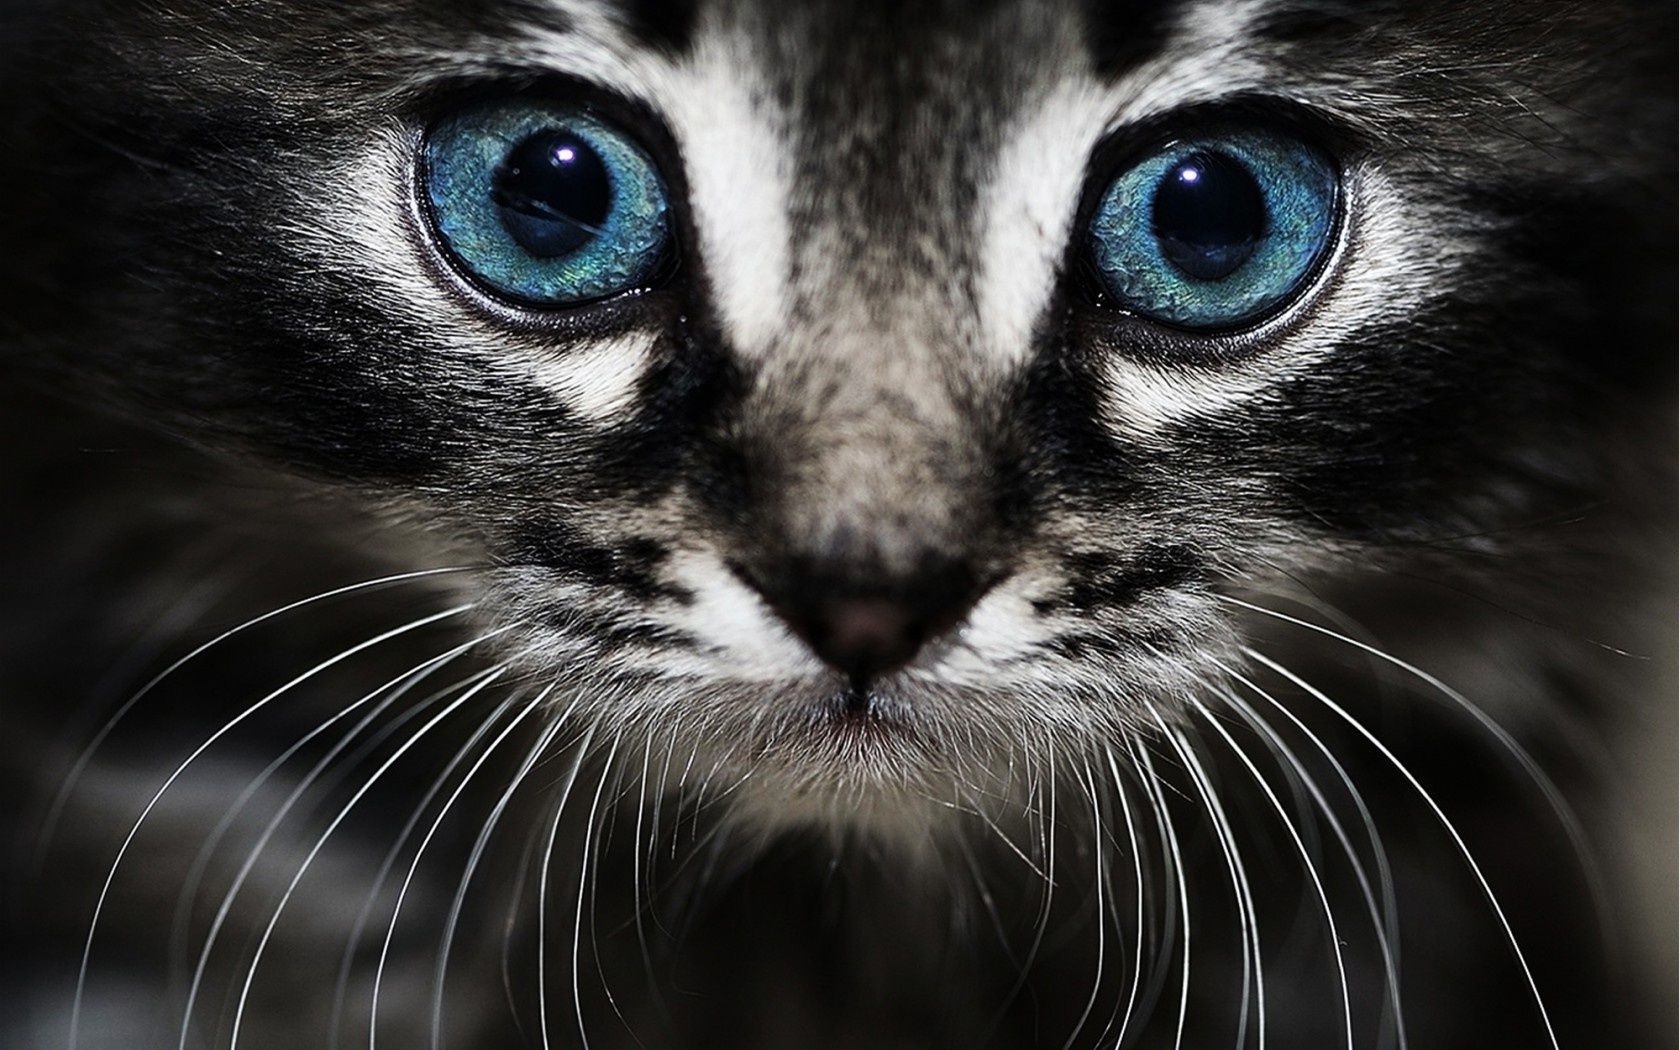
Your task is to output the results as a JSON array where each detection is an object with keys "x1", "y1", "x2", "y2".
[
  {"x1": 550, "y1": 669, "x2": 1162, "y2": 841},
  {"x1": 671, "y1": 722, "x2": 1024, "y2": 846},
  {"x1": 715, "y1": 779, "x2": 976, "y2": 848}
]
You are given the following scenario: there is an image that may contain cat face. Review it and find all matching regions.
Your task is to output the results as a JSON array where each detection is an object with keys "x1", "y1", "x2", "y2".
[{"x1": 20, "y1": 0, "x2": 1665, "y2": 815}]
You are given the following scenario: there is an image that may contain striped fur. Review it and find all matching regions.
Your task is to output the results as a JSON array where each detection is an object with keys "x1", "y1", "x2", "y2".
[{"x1": 1, "y1": 1, "x2": 1672, "y2": 1046}]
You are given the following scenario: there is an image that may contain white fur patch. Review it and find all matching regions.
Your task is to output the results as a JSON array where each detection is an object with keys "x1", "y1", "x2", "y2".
[
  {"x1": 920, "y1": 574, "x2": 1058, "y2": 685},
  {"x1": 660, "y1": 38, "x2": 795, "y2": 356},
  {"x1": 971, "y1": 1, "x2": 1299, "y2": 370},
  {"x1": 977, "y1": 78, "x2": 1112, "y2": 363},
  {"x1": 658, "y1": 548, "x2": 825, "y2": 682},
  {"x1": 526, "y1": 333, "x2": 658, "y2": 423}
]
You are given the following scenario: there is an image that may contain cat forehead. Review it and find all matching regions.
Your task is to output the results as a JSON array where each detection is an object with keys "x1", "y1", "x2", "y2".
[{"x1": 477, "y1": 0, "x2": 1167, "y2": 77}]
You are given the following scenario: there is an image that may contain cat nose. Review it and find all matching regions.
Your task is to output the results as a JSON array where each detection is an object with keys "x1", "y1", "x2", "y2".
[
  {"x1": 788, "y1": 595, "x2": 940, "y2": 683},
  {"x1": 737, "y1": 559, "x2": 984, "y2": 684}
]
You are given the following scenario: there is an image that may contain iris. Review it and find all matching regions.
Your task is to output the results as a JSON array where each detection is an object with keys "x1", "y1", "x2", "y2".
[
  {"x1": 425, "y1": 102, "x2": 670, "y2": 306},
  {"x1": 1088, "y1": 126, "x2": 1337, "y2": 330}
]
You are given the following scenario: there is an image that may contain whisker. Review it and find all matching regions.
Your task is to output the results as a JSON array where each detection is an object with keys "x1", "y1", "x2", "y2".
[
  {"x1": 500, "y1": 773, "x2": 561, "y2": 1044},
  {"x1": 952, "y1": 828, "x2": 1020, "y2": 972},
  {"x1": 1182, "y1": 694, "x2": 1355, "y2": 1050},
  {"x1": 1026, "y1": 733, "x2": 1060, "y2": 969},
  {"x1": 342, "y1": 678, "x2": 517, "y2": 1040},
  {"x1": 70, "y1": 602, "x2": 477, "y2": 1050},
  {"x1": 167, "y1": 652, "x2": 439, "y2": 1003},
  {"x1": 41, "y1": 567, "x2": 474, "y2": 867},
  {"x1": 1131, "y1": 741, "x2": 1191, "y2": 1050},
  {"x1": 1216, "y1": 594, "x2": 1607, "y2": 925},
  {"x1": 625, "y1": 727, "x2": 676, "y2": 1035},
  {"x1": 429, "y1": 681, "x2": 573, "y2": 1050},
  {"x1": 1215, "y1": 666, "x2": 1409, "y2": 1050},
  {"x1": 669, "y1": 742, "x2": 700, "y2": 861},
  {"x1": 572, "y1": 734, "x2": 625, "y2": 1050},
  {"x1": 1061, "y1": 758, "x2": 1107, "y2": 1050},
  {"x1": 367, "y1": 688, "x2": 548, "y2": 1048},
  {"x1": 982, "y1": 734, "x2": 1058, "y2": 1039},
  {"x1": 31, "y1": 548, "x2": 240, "y2": 876},
  {"x1": 643, "y1": 723, "x2": 682, "y2": 940},
  {"x1": 1159, "y1": 720, "x2": 1264, "y2": 1050},
  {"x1": 961, "y1": 778, "x2": 1052, "y2": 883},
  {"x1": 227, "y1": 662, "x2": 512, "y2": 1049},
  {"x1": 320, "y1": 666, "x2": 520, "y2": 1048},
  {"x1": 180, "y1": 653, "x2": 497, "y2": 1050},
  {"x1": 1246, "y1": 648, "x2": 1561, "y2": 1050},
  {"x1": 1099, "y1": 748, "x2": 1148, "y2": 1049},
  {"x1": 536, "y1": 724, "x2": 601, "y2": 1050}
]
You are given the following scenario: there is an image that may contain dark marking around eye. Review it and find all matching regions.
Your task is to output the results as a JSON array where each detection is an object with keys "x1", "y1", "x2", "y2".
[
  {"x1": 1013, "y1": 348, "x2": 1143, "y2": 501},
  {"x1": 1151, "y1": 150, "x2": 1266, "y2": 281},
  {"x1": 1251, "y1": 4, "x2": 1369, "y2": 45},
  {"x1": 623, "y1": 0, "x2": 700, "y2": 55},
  {"x1": 493, "y1": 130, "x2": 613, "y2": 257},
  {"x1": 1081, "y1": 0, "x2": 1177, "y2": 78},
  {"x1": 588, "y1": 335, "x2": 750, "y2": 506}
]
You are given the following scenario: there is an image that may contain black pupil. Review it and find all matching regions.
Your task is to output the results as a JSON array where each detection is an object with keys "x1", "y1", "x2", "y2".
[
  {"x1": 492, "y1": 129, "x2": 613, "y2": 257},
  {"x1": 1150, "y1": 150, "x2": 1267, "y2": 281}
]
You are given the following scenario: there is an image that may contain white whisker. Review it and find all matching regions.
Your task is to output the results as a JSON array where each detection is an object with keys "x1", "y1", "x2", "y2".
[
  {"x1": 228, "y1": 662, "x2": 511, "y2": 1049},
  {"x1": 625, "y1": 726, "x2": 676, "y2": 1035},
  {"x1": 1215, "y1": 665, "x2": 1409, "y2": 1049},
  {"x1": 1217, "y1": 593, "x2": 1606, "y2": 922},
  {"x1": 181, "y1": 652, "x2": 495, "y2": 1050},
  {"x1": 1061, "y1": 759, "x2": 1107, "y2": 1050},
  {"x1": 1182, "y1": 694, "x2": 1354, "y2": 1050},
  {"x1": 42, "y1": 567, "x2": 472, "y2": 867},
  {"x1": 367, "y1": 689, "x2": 546, "y2": 1048},
  {"x1": 429, "y1": 681, "x2": 573, "y2": 1050},
  {"x1": 1131, "y1": 742, "x2": 1191, "y2": 1050},
  {"x1": 536, "y1": 724, "x2": 601, "y2": 1050},
  {"x1": 71, "y1": 602, "x2": 476, "y2": 1050},
  {"x1": 1100, "y1": 748, "x2": 1148, "y2": 1049},
  {"x1": 1247, "y1": 648, "x2": 1561, "y2": 1050},
  {"x1": 168, "y1": 651, "x2": 442, "y2": 1004},
  {"x1": 572, "y1": 734, "x2": 624, "y2": 1049},
  {"x1": 1159, "y1": 720, "x2": 1264, "y2": 1050},
  {"x1": 325, "y1": 665, "x2": 521, "y2": 1049}
]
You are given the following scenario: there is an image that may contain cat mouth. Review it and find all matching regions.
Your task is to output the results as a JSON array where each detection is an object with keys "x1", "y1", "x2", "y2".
[
  {"x1": 796, "y1": 685, "x2": 924, "y2": 746},
  {"x1": 838, "y1": 683, "x2": 877, "y2": 719}
]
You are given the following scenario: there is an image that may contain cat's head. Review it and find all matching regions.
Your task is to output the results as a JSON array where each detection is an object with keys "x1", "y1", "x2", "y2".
[{"x1": 8, "y1": 0, "x2": 1669, "y2": 821}]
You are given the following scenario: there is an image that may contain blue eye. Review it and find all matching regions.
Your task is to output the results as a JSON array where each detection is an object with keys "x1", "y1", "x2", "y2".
[
  {"x1": 1086, "y1": 127, "x2": 1337, "y2": 330},
  {"x1": 424, "y1": 102, "x2": 671, "y2": 306}
]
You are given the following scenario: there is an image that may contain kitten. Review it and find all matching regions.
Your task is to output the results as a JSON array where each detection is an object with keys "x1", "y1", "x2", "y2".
[{"x1": 1, "y1": 0, "x2": 1673, "y2": 1047}]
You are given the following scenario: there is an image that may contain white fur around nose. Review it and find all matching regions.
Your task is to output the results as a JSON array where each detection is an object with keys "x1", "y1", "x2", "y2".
[{"x1": 661, "y1": 549, "x2": 825, "y2": 681}]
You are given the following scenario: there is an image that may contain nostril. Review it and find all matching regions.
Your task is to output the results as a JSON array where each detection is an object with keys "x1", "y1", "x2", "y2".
[{"x1": 732, "y1": 558, "x2": 987, "y2": 684}]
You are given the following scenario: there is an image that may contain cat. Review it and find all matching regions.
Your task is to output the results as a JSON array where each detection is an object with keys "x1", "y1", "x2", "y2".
[{"x1": 0, "y1": 0, "x2": 1673, "y2": 1047}]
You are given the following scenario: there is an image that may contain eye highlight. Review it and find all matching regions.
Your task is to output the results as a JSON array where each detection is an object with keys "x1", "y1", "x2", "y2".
[
  {"x1": 1086, "y1": 126, "x2": 1338, "y2": 330},
  {"x1": 423, "y1": 101, "x2": 672, "y2": 306}
]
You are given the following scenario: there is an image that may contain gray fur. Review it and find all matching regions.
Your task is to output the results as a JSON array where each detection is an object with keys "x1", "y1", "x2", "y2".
[{"x1": 1, "y1": 0, "x2": 1673, "y2": 1046}]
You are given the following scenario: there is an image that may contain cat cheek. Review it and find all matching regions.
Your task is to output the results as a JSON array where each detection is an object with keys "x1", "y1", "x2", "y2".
[
  {"x1": 657, "y1": 548, "x2": 830, "y2": 681},
  {"x1": 525, "y1": 332, "x2": 660, "y2": 425}
]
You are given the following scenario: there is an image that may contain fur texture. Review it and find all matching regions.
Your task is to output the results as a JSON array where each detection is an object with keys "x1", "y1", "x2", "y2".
[{"x1": 1, "y1": 1, "x2": 1673, "y2": 1047}]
